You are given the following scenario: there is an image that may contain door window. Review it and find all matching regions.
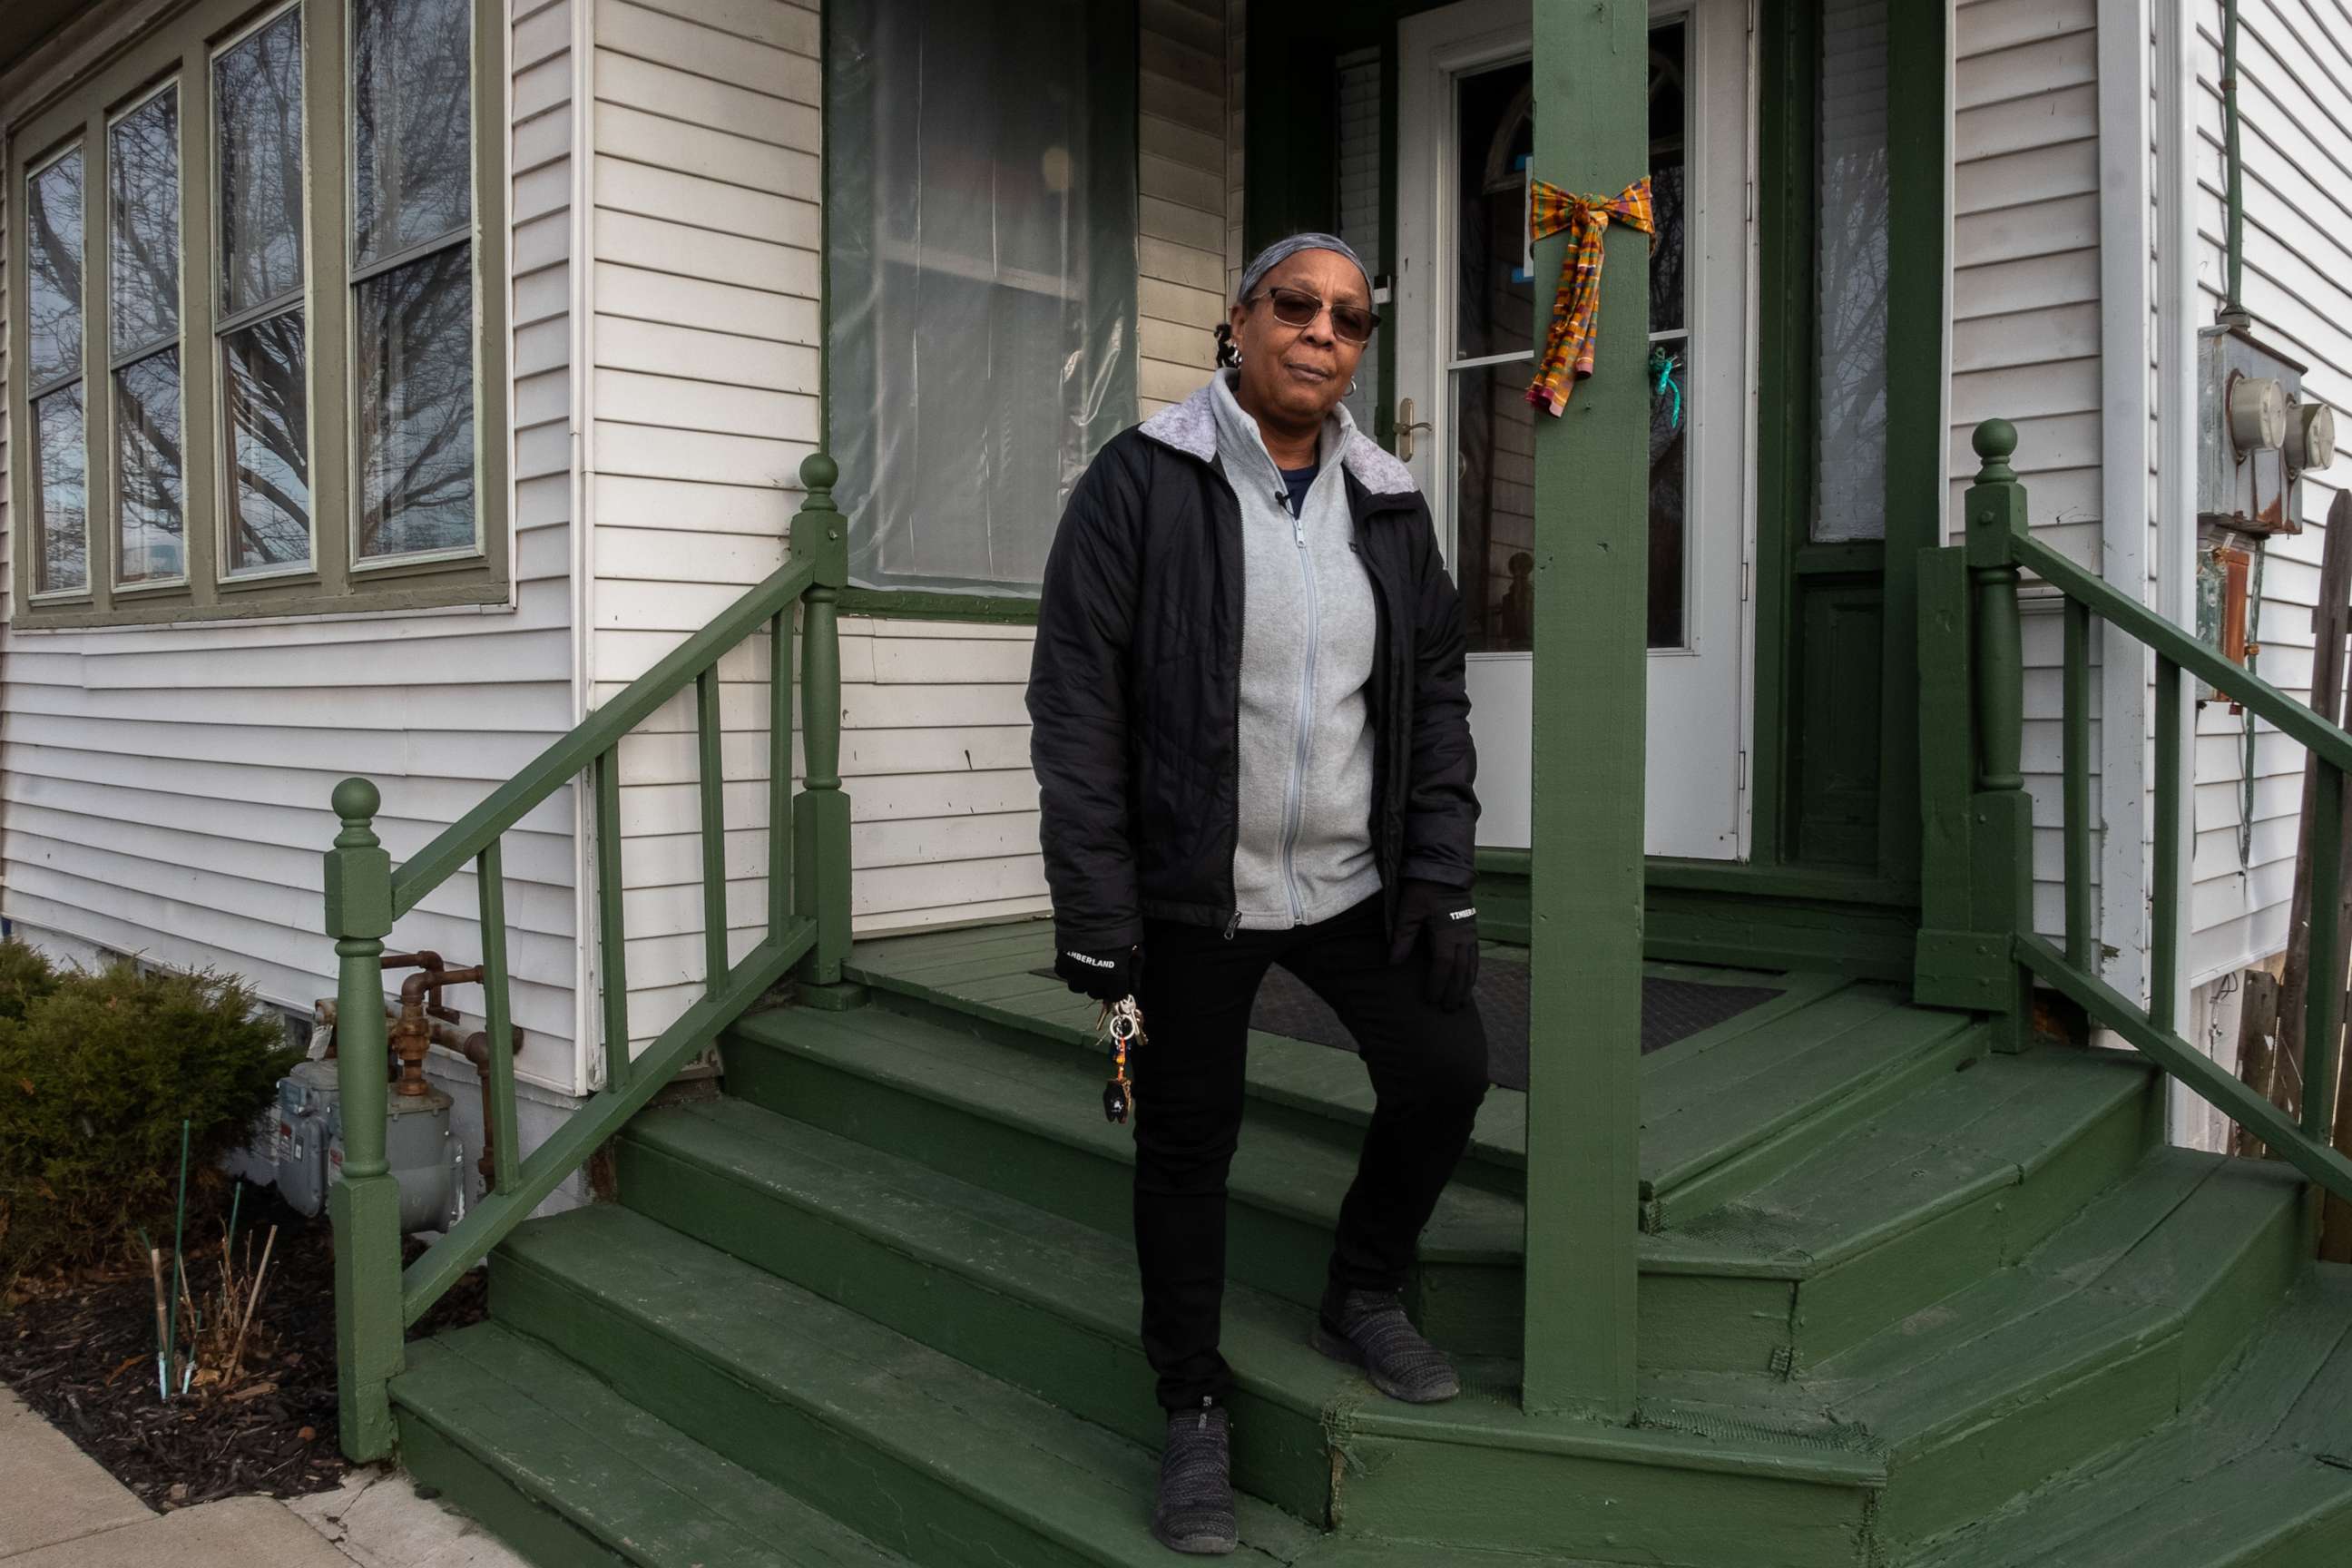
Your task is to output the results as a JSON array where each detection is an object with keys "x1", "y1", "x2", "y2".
[
  {"x1": 1450, "y1": 20, "x2": 1693, "y2": 654},
  {"x1": 1810, "y1": 0, "x2": 1890, "y2": 542}
]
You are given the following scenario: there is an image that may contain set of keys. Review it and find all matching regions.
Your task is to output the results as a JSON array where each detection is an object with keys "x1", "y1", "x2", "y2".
[{"x1": 1099, "y1": 995, "x2": 1145, "y2": 1123}]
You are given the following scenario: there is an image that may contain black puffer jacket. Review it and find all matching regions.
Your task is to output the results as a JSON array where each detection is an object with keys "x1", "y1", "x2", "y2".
[{"x1": 1025, "y1": 383, "x2": 1478, "y2": 950}]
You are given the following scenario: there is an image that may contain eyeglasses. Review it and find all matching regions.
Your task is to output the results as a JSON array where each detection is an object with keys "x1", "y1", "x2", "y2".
[{"x1": 1250, "y1": 285, "x2": 1380, "y2": 344}]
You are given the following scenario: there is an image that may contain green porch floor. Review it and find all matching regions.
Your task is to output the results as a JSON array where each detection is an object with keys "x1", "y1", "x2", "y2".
[{"x1": 389, "y1": 918, "x2": 2352, "y2": 1566}]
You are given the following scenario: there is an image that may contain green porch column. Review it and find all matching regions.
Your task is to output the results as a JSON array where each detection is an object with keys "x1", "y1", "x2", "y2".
[{"x1": 1523, "y1": 0, "x2": 1649, "y2": 1417}]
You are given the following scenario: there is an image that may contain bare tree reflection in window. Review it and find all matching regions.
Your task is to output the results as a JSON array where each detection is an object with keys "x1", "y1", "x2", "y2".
[
  {"x1": 358, "y1": 250, "x2": 474, "y2": 555},
  {"x1": 27, "y1": 154, "x2": 85, "y2": 389},
  {"x1": 223, "y1": 312, "x2": 313, "y2": 568},
  {"x1": 352, "y1": 0, "x2": 471, "y2": 266},
  {"x1": 217, "y1": 8, "x2": 310, "y2": 573},
  {"x1": 113, "y1": 88, "x2": 185, "y2": 583},
  {"x1": 34, "y1": 388, "x2": 88, "y2": 593},
  {"x1": 217, "y1": 10, "x2": 304, "y2": 318},
  {"x1": 27, "y1": 152, "x2": 88, "y2": 593},
  {"x1": 117, "y1": 351, "x2": 186, "y2": 581},
  {"x1": 352, "y1": 0, "x2": 475, "y2": 561},
  {"x1": 111, "y1": 91, "x2": 180, "y2": 358}
]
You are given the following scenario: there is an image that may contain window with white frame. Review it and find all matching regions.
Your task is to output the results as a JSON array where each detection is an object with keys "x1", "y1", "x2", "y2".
[{"x1": 7, "y1": 0, "x2": 504, "y2": 626}]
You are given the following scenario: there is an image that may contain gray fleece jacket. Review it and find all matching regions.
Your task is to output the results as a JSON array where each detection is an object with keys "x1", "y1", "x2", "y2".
[{"x1": 1204, "y1": 369, "x2": 1386, "y2": 930}]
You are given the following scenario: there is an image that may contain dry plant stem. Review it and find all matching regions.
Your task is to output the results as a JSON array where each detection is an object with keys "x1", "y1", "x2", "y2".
[
  {"x1": 146, "y1": 1249, "x2": 172, "y2": 1396},
  {"x1": 175, "y1": 1255, "x2": 201, "y2": 1341},
  {"x1": 221, "y1": 1224, "x2": 279, "y2": 1392}
]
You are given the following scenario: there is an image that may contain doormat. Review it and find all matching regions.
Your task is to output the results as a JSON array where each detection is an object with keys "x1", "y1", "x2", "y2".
[{"x1": 1027, "y1": 960, "x2": 1784, "y2": 1092}]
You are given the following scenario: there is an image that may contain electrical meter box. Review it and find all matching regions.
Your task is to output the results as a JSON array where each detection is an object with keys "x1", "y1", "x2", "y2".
[
  {"x1": 2191, "y1": 324, "x2": 2337, "y2": 701},
  {"x1": 2198, "y1": 324, "x2": 2335, "y2": 535}
]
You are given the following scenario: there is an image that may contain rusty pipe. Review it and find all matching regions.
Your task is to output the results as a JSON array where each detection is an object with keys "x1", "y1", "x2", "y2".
[
  {"x1": 455, "y1": 1025, "x2": 528, "y2": 1187},
  {"x1": 394, "y1": 965, "x2": 485, "y2": 1096},
  {"x1": 381, "y1": 953, "x2": 463, "y2": 1023}
]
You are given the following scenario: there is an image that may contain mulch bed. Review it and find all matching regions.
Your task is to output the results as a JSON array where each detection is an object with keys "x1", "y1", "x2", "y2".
[{"x1": 0, "y1": 1184, "x2": 486, "y2": 1511}]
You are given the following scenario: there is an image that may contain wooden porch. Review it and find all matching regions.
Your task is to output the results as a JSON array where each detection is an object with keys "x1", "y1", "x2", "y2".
[{"x1": 384, "y1": 917, "x2": 2352, "y2": 1564}]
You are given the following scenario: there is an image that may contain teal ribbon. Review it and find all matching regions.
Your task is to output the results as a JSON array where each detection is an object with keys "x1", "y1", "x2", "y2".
[{"x1": 1649, "y1": 348, "x2": 1683, "y2": 431}]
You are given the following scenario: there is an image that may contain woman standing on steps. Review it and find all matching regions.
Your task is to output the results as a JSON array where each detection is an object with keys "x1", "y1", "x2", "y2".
[{"x1": 1025, "y1": 233, "x2": 1491, "y2": 1557}]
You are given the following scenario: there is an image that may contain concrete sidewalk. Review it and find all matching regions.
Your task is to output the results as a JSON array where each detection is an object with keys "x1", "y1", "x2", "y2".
[{"x1": 0, "y1": 1387, "x2": 525, "y2": 1567}]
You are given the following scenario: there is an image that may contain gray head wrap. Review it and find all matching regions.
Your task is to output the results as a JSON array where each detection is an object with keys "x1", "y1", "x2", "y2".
[{"x1": 1236, "y1": 232, "x2": 1371, "y2": 304}]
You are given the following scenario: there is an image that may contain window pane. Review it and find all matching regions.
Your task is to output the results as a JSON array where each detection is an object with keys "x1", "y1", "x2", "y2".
[
  {"x1": 357, "y1": 246, "x2": 475, "y2": 558},
  {"x1": 1650, "y1": 24, "x2": 1687, "y2": 336},
  {"x1": 352, "y1": 0, "x2": 473, "y2": 267},
  {"x1": 1650, "y1": 338, "x2": 1690, "y2": 648},
  {"x1": 1452, "y1": 59, "x2": 1534, "y2": 363},
  {"x1": 26, "y1": 152, "x2": 84, "y2": 389},
  {"x1": 222, "y1": 310, "x2": 312, "y2": 572},
  {"x1": 110, "y1": 88, "x2": 181, "y2": 358},
  {"x1": 829, "y1": 0, "x2": 1138, "y2": 593},
  {"x1": 217, "y1": 8, "x2": 306, "y2": 318},
  {"x1": 116, "y1": 349, "x2": 186, "y2": 583},
  {"x1": 33, "y1": 387, "x2": 88, "y2": 593},
  {"x1": 1453, "y1": 361, "x2": 1537, "y2": 654},
  {"x1": 1812, "y1": 0, "x2": 1890, "y2": 543}
]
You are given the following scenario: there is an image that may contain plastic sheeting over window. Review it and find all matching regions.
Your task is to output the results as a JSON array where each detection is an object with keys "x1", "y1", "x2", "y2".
[{"x1": 828, "y1": 0, "x2": 1137, "y2": 594}]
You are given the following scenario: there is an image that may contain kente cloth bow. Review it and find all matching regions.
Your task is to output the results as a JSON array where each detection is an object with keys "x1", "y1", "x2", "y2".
[{"x1": 1524, "y1": 177, "x2": 1655, "y2": 416}]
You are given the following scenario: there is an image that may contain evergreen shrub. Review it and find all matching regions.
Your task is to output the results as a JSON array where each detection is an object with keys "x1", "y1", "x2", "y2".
[{"x1": 0, "y1": 948, "x2": 299, "y2": 1284}]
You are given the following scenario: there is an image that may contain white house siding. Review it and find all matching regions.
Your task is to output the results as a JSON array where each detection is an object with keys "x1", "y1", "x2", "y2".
[
  {"x1": 1140, "y1": 0, "x2": 1232, "y2": 414},
  {"x1": 0, "y1": 0, "x2": 583, "y2": 1097},
  {"x1": 2179, "y1": 0, "x2": 2352, "y2": 986},
  {"x1": 1951, "y1": 0, "x2": 2108, "y2": 941},
  {"x1": 583, "y1": 0, "x2": 818, "y2": 1057}
]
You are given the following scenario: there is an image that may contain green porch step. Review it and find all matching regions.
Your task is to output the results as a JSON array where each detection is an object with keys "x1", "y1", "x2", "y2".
[
  {"x1": 841, "y1": 926, "x2": 1980, "y2": 1228},
  {"x1": 391, "y1": 1324, "x2": 917, "y2": 1567},
  {"x1": 485, "y1": 1203, "x2": 1323, "y2": 1568},
  {"x1": 614, "y1": 1092, "x2": 2304, "y2": 1561},
  {"x1": 721, "y1": 998, "x2": 2159, "y2": 1373},
  {"x1": 612, "y1": 1096, "x2": 1885, "y2": 1552},
  {"x1": 1644, "y1": 1148, "x2": 2309, "y2": 1550},
  {"x1": 1913, "y1": 1266, "x2": 2352, "y2": 1567}
]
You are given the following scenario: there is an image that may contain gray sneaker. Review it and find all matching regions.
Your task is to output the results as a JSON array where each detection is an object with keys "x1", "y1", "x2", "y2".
[
  {"x1": 1152, "y1": 1400, "x2": 1238, "y2": 1555},
  {"x1": 1312, "y1": 1289, "x2": 1462, "y2": 1403}
]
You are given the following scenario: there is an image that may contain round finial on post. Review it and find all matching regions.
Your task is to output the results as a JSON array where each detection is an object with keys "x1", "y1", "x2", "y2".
[
  {"x1": 1972, "y1": 419, "x2": 2019, "y2": 483},
  {"x1": 332, "y1": 778, "x2": 383, "y2": 850},
  {"x1": 799, "y1": 452, "x2": 838, "y2": 498},
  {"x1": 333, "y1": 776, "x2": 381, "y2": 825}
]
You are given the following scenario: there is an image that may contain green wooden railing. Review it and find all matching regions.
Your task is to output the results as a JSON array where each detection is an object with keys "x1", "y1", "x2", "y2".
[
  {"x1": 1920, "y1": 420, "x2": 2352, "y2": 1208},
  {"x1": 320, "y1": 455, "x2": 858, "y2": 1460}
]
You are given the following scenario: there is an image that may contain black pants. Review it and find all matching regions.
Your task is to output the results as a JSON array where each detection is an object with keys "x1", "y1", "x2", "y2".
[{"x1": 1130, "y1": 891, "x2": 1489, "y2": 1411}]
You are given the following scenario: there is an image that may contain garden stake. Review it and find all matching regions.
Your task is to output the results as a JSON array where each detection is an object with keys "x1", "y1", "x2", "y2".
[
  {"x1": 166, "y1": 1118, "x2": 191, "y2": 1399},
  {"x1": 222, "y1": 1223, "x2": 279, "y2": 1393}
]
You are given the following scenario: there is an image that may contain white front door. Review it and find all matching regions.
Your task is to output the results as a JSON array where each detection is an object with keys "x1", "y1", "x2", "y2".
[{"x1": 1395, "y1": 0, "x2": 1754, "y2": 859}]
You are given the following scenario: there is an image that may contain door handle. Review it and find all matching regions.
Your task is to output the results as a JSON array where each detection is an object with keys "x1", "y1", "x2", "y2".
[{"x1": 1397, "y1": 396, "x2": 1435, "y2": 463}]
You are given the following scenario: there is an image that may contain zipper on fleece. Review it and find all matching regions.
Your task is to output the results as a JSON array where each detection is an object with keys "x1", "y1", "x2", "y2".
[{"x1": 1279, "y1": 493, "x2": 1319, "y2": 926}]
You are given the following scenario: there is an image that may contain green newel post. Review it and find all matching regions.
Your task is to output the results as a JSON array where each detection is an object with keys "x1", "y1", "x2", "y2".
[
  {"x1": 1963, "y1": 421, "x2": 2036, "y2": 1049},
  {"x1": 323, "y1": 778, "x2": 404, "y2": 1460},
  {"x1": 790, "y1": 455, "x2": 860, "y2": 1003},
  {"x1": 1522, "y1": 0, "x2": 1647, "y2": 1417}
]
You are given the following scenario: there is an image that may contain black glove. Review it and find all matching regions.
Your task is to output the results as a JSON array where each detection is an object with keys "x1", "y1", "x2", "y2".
[
  {"x1": 1055, "y1": 940, "x2": 1142, "y2": 1004},
  {"x1": 1387, "y1": 878, "x2": 1478, "y2": 1012}
]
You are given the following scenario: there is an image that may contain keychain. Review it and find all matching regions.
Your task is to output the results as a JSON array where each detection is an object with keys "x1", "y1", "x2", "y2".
[{"x1": 1101, "y1": 995, "x2": 1145, "y2": 1123}]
